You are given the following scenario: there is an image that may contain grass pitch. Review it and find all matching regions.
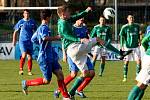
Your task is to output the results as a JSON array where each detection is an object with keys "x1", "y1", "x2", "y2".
[{"x1": 0, "y1": 60, "x2": 150, "y2": 100}]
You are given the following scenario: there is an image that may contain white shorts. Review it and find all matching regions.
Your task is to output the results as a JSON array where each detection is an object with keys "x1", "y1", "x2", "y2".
[
  {"x1": 67, "y1": 38, "x2": 97, "y2": 72},
  {"x1": 123, "y1": 47, "x2": 141, "y2": 61},
  {"x1": 136, "y1": 55, "x2": 150, "y2": 85},
  {"x1": 92, "y1": 45, "x2": 107, "y2": 57}
]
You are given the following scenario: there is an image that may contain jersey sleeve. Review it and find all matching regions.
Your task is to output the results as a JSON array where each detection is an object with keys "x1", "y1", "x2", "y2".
[
  {"x1": 14, "y1": 20, "x2": 22, "y2": 31},
  {"x1": 69, "y1": 10, "x2": 89, "y2": 23},
  {"x1": 142, "y1": 34, "x2": 150, "y2": 50},
  {"x1": 32, "y1": 19, "x2": 38, "y2": 31},
  {"x1": 90, "y1": 27, "x2": 97, "y2": 38},
  {"x1": 119, "y1": 26, "x2": 125, "y2": 48},
  {"x1": 41, "y1": 26, "x2": 49, "y2": 40},
  {"x1": 31, "y1": 31, "x2": 39, "y2": 44},
  {"x1": 58, "y1": 22, "x2": 80, "y2": 42}
]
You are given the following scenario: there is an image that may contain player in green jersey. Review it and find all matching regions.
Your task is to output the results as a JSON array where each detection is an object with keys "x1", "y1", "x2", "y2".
[
  {"x1": 57, "y1": 5, "x2": 132, "y2": 99},
  {"x1": 127, "y1": 31, "x2": 150, "y2": 100},
  {"x1": 119, "y1": 15, "x2": 141, "y2": 82},
  {"x1": 91, "y1": 16, "x2": 112, "y2": 76}
]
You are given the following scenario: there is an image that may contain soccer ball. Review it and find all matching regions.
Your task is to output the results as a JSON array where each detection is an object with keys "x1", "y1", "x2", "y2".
[
  {"x1": 103, "y1": 7, "x2": 115, "y2": 19},
  {"x1": 64, "y1": 0, "x2": 69, "y2": 2}
]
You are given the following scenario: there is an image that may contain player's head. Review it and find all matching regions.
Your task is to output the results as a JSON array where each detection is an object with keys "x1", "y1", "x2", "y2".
[
  {"x1": 23, "y1": 9, "x2": 30, "y2": 20},
  {"x1": 99, "y1": 16, "x2": 106, "y2": 25},
  {"x1": 57, "y1": 5, "x2": 71, "y2": 19},
  {"x1": 127, "y1": 14, "x2": 134, "y2": 24},
  {"x1": 40, "y1": 9, "x2": 52, "y2": 21},
  {"x1": 75, "y1": 18, "x2": 84, "y2": 26}
]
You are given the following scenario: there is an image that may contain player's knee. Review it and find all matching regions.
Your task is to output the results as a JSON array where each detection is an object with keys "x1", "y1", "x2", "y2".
[
  {"x1": 43, "y1": 79, "x2": 50, "y2": 84},
  {"x1": 70, "y1": 71, "x2": 77, "y2": 78},
  {"x1": 89, "y1": 70, "x2": 95, "y2": 77},
  {"x1": 137, "y1": 83, "x2": 147, "y2": 90},
  {"x1": 82, "y1": 70, "x2": 90, "y2": 77},
  {"x1": 22, "y1": 53, "x2": 27, "y2": 58}
]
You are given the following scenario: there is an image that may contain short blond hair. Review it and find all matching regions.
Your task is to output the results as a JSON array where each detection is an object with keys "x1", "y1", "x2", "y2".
[{"x1": 57, "y1": 5, "x2": 69, "y2": 17}]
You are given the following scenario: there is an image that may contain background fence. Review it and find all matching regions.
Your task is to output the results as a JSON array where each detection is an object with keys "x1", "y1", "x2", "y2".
[{"x1": 0, "y1": 0, "x2": 150, "y2": 42}]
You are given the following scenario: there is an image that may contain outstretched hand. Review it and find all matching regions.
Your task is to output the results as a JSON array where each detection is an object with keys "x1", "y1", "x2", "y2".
[{"x1": 85, "y1": 7, "x2": 92, "y2": 12}]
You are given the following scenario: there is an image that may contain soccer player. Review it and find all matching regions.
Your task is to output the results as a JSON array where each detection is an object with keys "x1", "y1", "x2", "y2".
[
  {"x1": 127, "y1": 31, "x2": 150, "y2": 100},
  {"x1": 91, "y1": 16, "x2": 112, "y2": 76},
  {"x1": 21, "y1": 9, "x2": 71, "y2": 100},
  {"x1": 54, "y1": 18, "x2": 95, "y2": 98},
  {"x1": 12, "y1": 9, "x2": 37, "y2": 75},
  {"x1": 119, "y1": 14, "x2": 141, "y2": 82},
  {"x1": 57, "y1": 5, "x2": 132, "y2": 99}
]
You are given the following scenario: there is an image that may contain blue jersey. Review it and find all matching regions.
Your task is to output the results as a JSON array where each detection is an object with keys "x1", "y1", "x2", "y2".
[
  {"x1": 73, "y1": 24, "x2": 89, "y2": 39},
  {"x1": 31, "y1": 24, "x2": 58, "y2": 62},
  {"x1": 14, "y1": 18, "x2": 37, "y2": 42}
]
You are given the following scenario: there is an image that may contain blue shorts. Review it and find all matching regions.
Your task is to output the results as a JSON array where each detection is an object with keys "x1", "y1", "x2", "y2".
[
  {"x1": 38, "y1": 55, "x2": 61, "y2": 81},
  {"x1": 67, "y1": 56, "x2": 79, "y2": 72},
  {"x1": 19, "y1": 40, "x2": 33, "y2": 55},
  {"x1": 67, "y1": 56, "x2": 94, "y2": 72},
  {"x1": 86, "y1": 57, "x2": 94, "y2": 70}
]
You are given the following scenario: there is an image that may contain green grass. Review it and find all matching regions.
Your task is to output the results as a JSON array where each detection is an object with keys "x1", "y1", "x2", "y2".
[{"x1": 0, "y1": 60, "x2": 150, "y2": 100}]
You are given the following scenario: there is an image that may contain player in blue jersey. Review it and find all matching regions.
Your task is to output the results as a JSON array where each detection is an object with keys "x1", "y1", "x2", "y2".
[
  {"x1": 12, "y1": 9, "x2": 37, "y2": 75},
  {"x1": 21, "y1": 10, "x2": 71, "y2": 100},
  {"x1": 54, "y1": 18, "x2": 95, "y2": 98}
]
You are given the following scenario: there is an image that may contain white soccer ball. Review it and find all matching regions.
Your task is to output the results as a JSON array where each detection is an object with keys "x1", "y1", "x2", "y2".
[
  {"x1": 103, "y1": 7, "x2": 115, "y2": 19},
  {"x1": 64, "y1": 0, "x2": 69, "y2": 2}
]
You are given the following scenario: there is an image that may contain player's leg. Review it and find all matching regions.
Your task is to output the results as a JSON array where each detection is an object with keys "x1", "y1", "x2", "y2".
[
  {"x1": 127, "y1": 83, "x2": 146, "y2": 100},
  {"x1": 91, "y1": 46, "x2": 99, "y2": 67},
  {"x1": 68, "y1": 64, "x2": 89, "y2": 98},
  {"x1": 19, "y1": 42, "x2": 27, "y2": 75},
  {"x1": 54, "y1": 56, "x2": 78, "y2": 98},
  {"x1": 53, "y1": 62, "x2": 70, "y2": 99},
  {"x1": 92, "y1": 54, "x2": 98, "y2": 67},
  {"x1": 96, "y1": 38, "x2": 132, "y2": 60},
  {"x1": 99, "y1": 48, "x2": 107, "y2": 76},
  {"x1": 76, "y1": 57, "x2": 95, "y2": 98},
  {"x1": 99, "y1": 56, "x2": 105, "y2": 76},
  {"x1": 123, "y1": 61, "x2": 129, "y2": 82},
  {"x1": 26, "y1": 43, "x2": 33, "y2": 75},
  {"x1": 122, "y1": 47, "x2": 132, "y2": 82},
  {"x1": 136, "y1": 59, "x2": 141, "y2": 76},
  {"x1": 21, "y1": 57, "x2": 52, "y2": 95},
  {"x1": 27, "y1": 54, "x2": 33, "y2": 75},
  {"x1": 19, "y1": 52, "x2": 27, "y2": 75},
  {"x1": 134, "y1": 47, "x2": 141, "y2": 76}
]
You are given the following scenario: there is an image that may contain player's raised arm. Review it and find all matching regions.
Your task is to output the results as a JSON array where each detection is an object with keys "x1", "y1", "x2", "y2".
[
  {"x1": 43, "y1": 35, "x2": 61, "y2": 41},
  {"x1": 69, "y1": 7, "x2": 92, "y2": 22}
]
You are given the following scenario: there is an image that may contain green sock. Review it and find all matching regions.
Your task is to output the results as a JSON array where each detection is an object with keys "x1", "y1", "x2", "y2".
[
  {"x1": 123, "y1": 64, "x2": 128, "y2": 78},
  {"x1": 69, "y1": 77, "x2": 84, "y2": 96},
  {"x1": 136, "y1": 64, "x2": 141, "y2": 76},
  {"x1": 104, "y1": 40, "x2": 120, "y2": 55},
  {"x1": 135, "y1": 89, "x2": 145, "y2": 100},
  {"x1": 99, "y1": 63, "x2": 105, "y2": 75},
  {"x1": 127, "y1": 86, "x2": 140, "y2": 100}
]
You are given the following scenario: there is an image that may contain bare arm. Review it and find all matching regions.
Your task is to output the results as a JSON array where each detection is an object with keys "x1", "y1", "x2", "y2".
[
  {"x1": 43, "y1": 35, "x2": 61, "y2": 41},
  {"x1": 12, "y1": 30, "x2": 17, "y2": 46}
]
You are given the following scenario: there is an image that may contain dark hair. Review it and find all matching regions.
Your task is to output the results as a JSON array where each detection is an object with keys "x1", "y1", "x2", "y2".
[
  {"x1": 23, "y1": 9, "x2": 29, "y2": 13},
  {"x1": 40, "y1": 9, "x2": 52, "y2": 20},
  {"x1": 99, "y1": 15, "x2": 105, "y2": 19}
]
